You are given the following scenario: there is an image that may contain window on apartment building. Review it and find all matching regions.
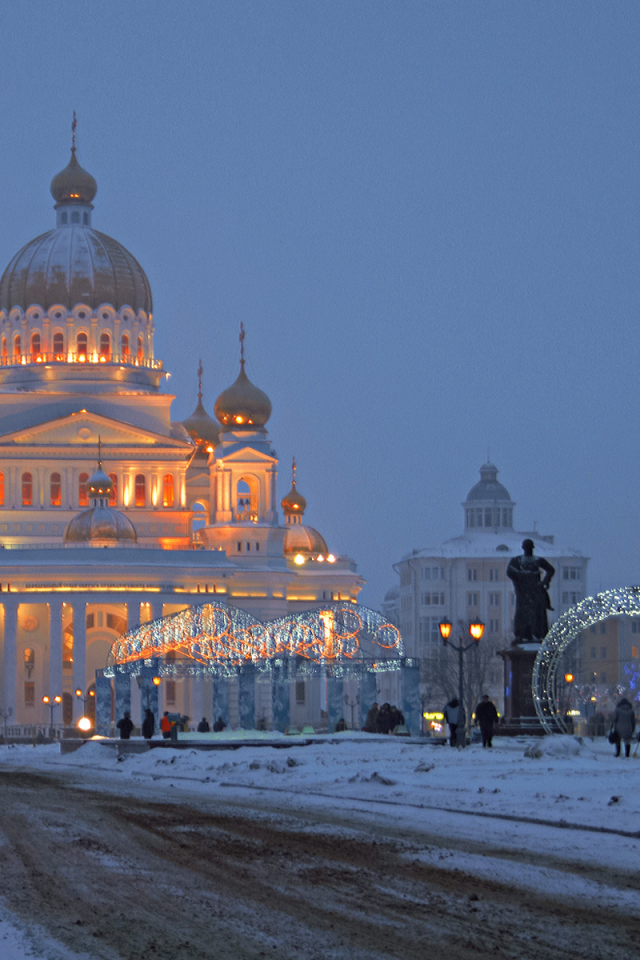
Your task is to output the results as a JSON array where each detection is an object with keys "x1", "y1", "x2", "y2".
[
  {"x1": 632, "y1": 646, "x2": 638, "y2": 658},
  {"x1": 601, "y1": 646, "x2": 607, "y2": 659},
  {"x1": 600, "y1": 624, "x2": 606, "y2": 635},
  {"x1": 601, "y1": 672, "x2": 607, "y2": 683},
  {"x1": 590, "y1": 646, "x2": 596, "y2": 658},
  {"x1": 50, "y1": 472, "x2": 61, "y2": 507},
  {"x1": 422, "y1": 592, "x2": 445, "y2": 606},
  {"x1": 467, "y1": 592, "x2": 479, "y2": 606},
  {"x1": 21, "y1": 472, "x2": 32, "y2": 506},
  {"x1": 562, "y1": 592, "x2": 580, "y2": 605},
  {"x1": 489, "y1": 593, "x2": 500, "y2": 606},
  {"x1": 632, "y1": 622, "x2": 640, "y2": 634},
  {"x1": 489, "y1": 619, "x2": 500, "y2": 633},
  {"x1": 562, "y1": 567, "x2": 581, "y2": 580},
  {"x1": 489, "y1": 569, "x2": 499, "y2": 581},
  {"x1": 467, "y1": 568, "x2": 477, "y2": 582}
]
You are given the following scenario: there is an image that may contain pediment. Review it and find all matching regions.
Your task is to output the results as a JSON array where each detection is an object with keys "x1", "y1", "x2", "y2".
[
  {"x1": 216, "y1": 444, "x2": 277, "y2": 464},
  {"x1": 0, "y1": 411, "x2": 192, "y2": 448}
]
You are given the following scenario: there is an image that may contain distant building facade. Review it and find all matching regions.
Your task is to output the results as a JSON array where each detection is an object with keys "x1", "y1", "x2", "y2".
[{"x1": 388, "y1": 463, "x2": 590, "y2": 711}]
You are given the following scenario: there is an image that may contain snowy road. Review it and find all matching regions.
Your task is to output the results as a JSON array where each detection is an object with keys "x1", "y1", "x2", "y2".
[{"x1": 0, "y1": 735, "x2": 638, "y2": 959}]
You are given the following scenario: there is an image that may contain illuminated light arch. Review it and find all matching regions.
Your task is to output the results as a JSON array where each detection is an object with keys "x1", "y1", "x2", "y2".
[
  {"x1": 106, "y1": 601, "x2": 402, "y2": 677},
  {"x1": 533, "y1": 586, "x2": 640, "y2": 733}
]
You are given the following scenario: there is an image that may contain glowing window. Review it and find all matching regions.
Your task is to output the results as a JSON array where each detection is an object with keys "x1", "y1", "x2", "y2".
[
  {"x1": 135, "y1": 474, "x2": 146, "y2": 507},
  {"x1": 162, "y1": 474, "x2": 174, "y2": 508},
  {"x1": 137, "y1": 335, "x2": 143, "y2": 359},
  {"x1": 31, "y1": 332, "x2": 41, "y2": 355},
  {"x1": 2, "y1": 338, "x2": 6, "y2": 358},
  {"x1": 79, "y1": 472, "x2": 89, "y2": 507},
  {"x1": 21, "y1": 472, "x2": 32, "y2": 506},
  {"x1": 99, "y1": 332, "x2": 111, "y2": 359},
  {"x1": 108, "y1": 473, "x2": 117, "y2": 506},
  {"x1": 0, "y1": 472, "x2": 4, "y2": 506},
  {"x1": 50, "y1": 472, "x2": 61, "y2": 507},
  {"x1": 52, "y1": 332, "x2": 64, "y2": 356},
  {"x1": 13, "y1": 335, "x2": 20, "y2": 356},
  {"x1": 121, "y1": 333, "x2": 129, "y2": 357},
  {"x1": 77, "y1": 332, "x2": 88, "y2": 357}
]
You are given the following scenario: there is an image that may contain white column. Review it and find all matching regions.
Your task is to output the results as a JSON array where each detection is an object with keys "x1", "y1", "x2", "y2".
[
  {"x1": 71, "y1": 601, "x2": 86, "y2": 720},
  {"x1": 48, "y1": 599, "x2": 64, "y2": 702},
  {"x1": 3, "y1": 601, "x2": 18, "y2": 719},
  {"x1": 150, "y1": 600, "x2": 164, "y2": 622}
]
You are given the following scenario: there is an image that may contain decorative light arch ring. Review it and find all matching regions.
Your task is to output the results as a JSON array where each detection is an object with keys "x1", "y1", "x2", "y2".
[{"x1": 533, "y1": 587, "x2": 640, "y2": 733}]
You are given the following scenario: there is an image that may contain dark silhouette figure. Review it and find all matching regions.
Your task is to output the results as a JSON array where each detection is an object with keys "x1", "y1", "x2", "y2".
[
  {"x1": 213, "y1": 716, "x2": 227, "y2": 733},
  {"x1": 507, "y1": 539, "x2": 555, "y2": 643},
  {"x1": 364, "y1": 702, "x2": 379, "y2": 732},
  {"x1": 611, "y1": 698, "x2": 636, "y2": 757},
  {"x1": 141, "y1": 708, "x2": 155, "y2": 740},
  {"x1": 197, "y1": 717, "x2": 210, "y2": 733},
  {"x1": 475, "y1": 695, "x2": 499, "y2": 747},
  {"x1": 390, "y1": 706, "x2": 404, "y2": 731},
  {"x1": 376, "y1": 702, "x2": 393, "y2": 734},
  {"x1": 334, "y1": 717, "x2": 347, "y2": 732},
  {"x1": 116, "y1": 712, "x2": 133, "y2": 740},
  {"x1": 443, "y1": 699, "x2": 465, "y2": 748}
]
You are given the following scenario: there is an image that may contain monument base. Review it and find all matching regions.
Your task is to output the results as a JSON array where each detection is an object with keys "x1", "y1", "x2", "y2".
[{"x1": 497, "y1": 643, "x2": 545, "y2": 736}]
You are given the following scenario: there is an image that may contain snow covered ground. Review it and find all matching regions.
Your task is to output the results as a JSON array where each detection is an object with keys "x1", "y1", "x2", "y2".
[{"x1": 0, "y1": 732, "x2": 638, "y2": 959}]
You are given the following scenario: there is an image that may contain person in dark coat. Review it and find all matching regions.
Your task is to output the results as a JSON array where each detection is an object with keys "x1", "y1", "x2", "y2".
[
  {"x1": 390, "y1": 706, "x2": 404, "y2": 731},
  {"x1": 335, "y1": 717, "x2": 347, "y2": 732},
  {"x1": 141, "y1": 708, "x2": 155, "y2": 740},
  {"x1": 197, "y1": 717, "x2": 210, "y2": 733},
  {"x1": 443, "y1": 698, "x2": 465, "y2": 748},
  {"x1": 116, "y1": 711, "x2": 134, "y2": 740},
  {"x1": 474, "y1": 695, "x2": 499, "y2": 748},
  {"x1": 611, "y1": 697, "x2": 636, "y2": 757},
  {"x1": 213, "y1": 716, "x2": 227, "y2": 733},
  {"x1": 364, "y1": 702, "x2": 379, "y2": 732},
  {"x1": 376, "y1": 703, "x2": 393, "y2": 734}
]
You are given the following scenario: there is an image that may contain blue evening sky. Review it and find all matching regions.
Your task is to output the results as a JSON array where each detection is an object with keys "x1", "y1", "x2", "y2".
[{"x1": 0, "y1": 1, "x2": 638, "y2": 607}]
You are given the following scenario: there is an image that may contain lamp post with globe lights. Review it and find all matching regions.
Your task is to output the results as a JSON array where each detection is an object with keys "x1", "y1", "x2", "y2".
[
  {"x1": 438, "y1": 617, "x2": 485, "y2": 741},
  {"x1": 42, "y1": 695, "x2": 62, "y2": 736},
  {"x1": 75, "y1": 688, "x2": 95, "y2": 733}
]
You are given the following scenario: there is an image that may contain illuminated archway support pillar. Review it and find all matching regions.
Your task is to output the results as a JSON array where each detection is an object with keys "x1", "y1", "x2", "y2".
[
  {"x1": 326, "y1": 671, "x2": 343, "y2": 734},
  {"x1": 212, "y1": 675, "x2": 229, "y2": 728},
  {"x1": 95, "y1": 674, "x2": 112, "y2": 737},
  {"x1": 71, "y1": 601, "x2": 86, "y2": 722},
  {"x1": 114, "y1": 665, "x2": 131, "y2": 729},
  {"x1": 359, "y1": 669, "x2": 377, "y2": 730},
  {"x1": 401, "y1": 659, "x2": 421, "y2": 736},
  {"x1": 272, "y1": 659, "x2": 290, "y2": 733},
  {"x1": 139, "y1": 662, "x2": 160, "y2": 730},
  {"x1": 238, "y1": 663, "x2": 255, "y2": 730},
  {"x1": 48, "y1": 599, "x2": 63, "y2": 705}
]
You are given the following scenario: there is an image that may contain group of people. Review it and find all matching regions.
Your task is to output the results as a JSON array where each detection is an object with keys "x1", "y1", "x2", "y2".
[
  {"x1": 115, "y1": 711, "x2": 227, "y2": 739},
  {"x1": 443, "y1": 694, "x2": 499, "y2": 749},
  {"x1": 363, "y1": 702, "x2": 405, "y2": 734}
]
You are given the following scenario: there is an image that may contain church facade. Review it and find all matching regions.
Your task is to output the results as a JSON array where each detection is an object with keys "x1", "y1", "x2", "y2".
[{"x1": 0, "y1": 138, "x2": 365, "y2": 732}]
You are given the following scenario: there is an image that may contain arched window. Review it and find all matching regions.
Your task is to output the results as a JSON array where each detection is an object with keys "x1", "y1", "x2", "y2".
[
  {"x1": 21, "y1": 472, "x2": 32, "y2": 506},
  {"x1": 62, "y1": 692, "x2": 73, "y2": 724},
  {"x1": 13, "y1": 334, "x2": 21, "y2": 357},
  {"x1": 50, "y1": 472, "x2": 61, "y2": 507},
  {"x1": 78, "y1": 472, "x2": 89, "y2": 507},
  {"x1": 0, "y1": 472, "x2": 4, "y2": 506},
  {"x1": 52, "y1": 332, "x2": 64, "y2": 357},
  {"x1": 108, "y1": 473, "x2": 117, "y2": 506},
  {"x1": 31, "y1": 332, "x2": 41, "y2": 356},
  {"x1": 2, "y1": 338, "x2": 7, "y2": 358},
  {"x1": 76, "y1": 332, "x2": 88, "y2": 358},
  {"x1": 83, "y1": 212, "x2": 89, "y2": 225},
  {"x1": 61, "y1": 211, "x2": 68, "y2": 224},
  {"x1": 162, "y1": 474, "x2": 174, "y2": 508},
  {"x1": 99, "y1": 332, "x2": 111, "y2": 360},
  {"x1": 71, "y1": 211, "x2": 80, "y2": 224},
  {"x1": 190, "y1": 501, "x2": 207, "y2": 539},
  {"x1": 137, "y1": 335, "x2": 143, "y2": 360},
  {"x1": 121, "y1": 333, "x2": 129, "y2": 357},
  {"x1": 24, "y1": 648, "x2": 34, "y2": 667},
  {"x1": 135, "y1": 474, "x2": 146, "y2": 507}
]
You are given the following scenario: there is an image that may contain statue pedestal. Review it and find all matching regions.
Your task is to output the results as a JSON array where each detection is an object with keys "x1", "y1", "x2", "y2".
[{"x1": 497, "y1": 644, "x2": 544, "y2": 736}]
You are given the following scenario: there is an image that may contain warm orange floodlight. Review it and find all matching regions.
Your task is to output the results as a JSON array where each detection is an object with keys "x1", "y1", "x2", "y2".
[{"x1": 438, "y1": 617, "x2": 452, "y2": 642}]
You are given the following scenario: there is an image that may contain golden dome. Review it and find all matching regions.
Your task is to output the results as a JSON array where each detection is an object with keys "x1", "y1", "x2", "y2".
[
  {"x1": 50, "y1": 150, "x2": 97, "y2": 206},
  {"x1": 87, "y1": 468, "x2": 113, "y2": 498},
  {"x1": 214, "y1": 362, "x2": 271, "y2": 429},
  {"x1": 283, "y1": 524, "x2": 328, "y2": 557},
  {"x1": 281, "y1": 458, "x2": 307, "y2": 515},
  {"x1": 183, "y1": 398, "x2": 220, "y2": 446}
]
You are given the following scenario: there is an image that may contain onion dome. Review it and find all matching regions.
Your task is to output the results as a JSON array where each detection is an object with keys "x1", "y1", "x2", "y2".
[
  {"x1": 214, "y1": 327, "x2": 271, "y2": 429},
  {"x1": 50, "y1": 150, "x2": 97, "y2": 206},
  {"x1": 183, "y1": 360, "x2": 220, "y2": 446},
  {"x1": 64, "y1": 465, "x2": 136, "y2": 546},
  {"x1": 283, "y1": 524, "x2": 328, "y2": 558},
  {"x1": 281, "y1": 457, "x2": 307, "y2": 517}
]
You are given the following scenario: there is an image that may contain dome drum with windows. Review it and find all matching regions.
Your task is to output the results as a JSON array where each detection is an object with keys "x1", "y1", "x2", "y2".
[{"x1": 0, "y1": 126, "x2": 163, "y2": 394}]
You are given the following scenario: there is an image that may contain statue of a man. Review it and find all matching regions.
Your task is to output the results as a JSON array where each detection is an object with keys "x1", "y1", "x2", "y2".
[{"x1": 507, "y1": 539, "x2": 555, "y2": 644}]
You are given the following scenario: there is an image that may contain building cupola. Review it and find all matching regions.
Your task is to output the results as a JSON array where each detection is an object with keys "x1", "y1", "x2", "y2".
[
  {"x1": 64, "y1": 445, "x2": 137, "y2": 546},
  {"x1": 281, "y1": 458, "x2": 307, "y2": 524},
  {"x1": 463, "y1": 461, "x2": 516, "y2": 532},
  {"x1": 214, "y1": 324, "x2": 272, "y2": 430},
  {"x1": 183, "y1": 360, "x2": 220, "y2": 449}
]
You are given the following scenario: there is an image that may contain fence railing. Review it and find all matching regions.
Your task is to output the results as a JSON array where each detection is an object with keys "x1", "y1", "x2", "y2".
[{"x1": 0, "y1": 352, "x2": 162, "y2": 370}]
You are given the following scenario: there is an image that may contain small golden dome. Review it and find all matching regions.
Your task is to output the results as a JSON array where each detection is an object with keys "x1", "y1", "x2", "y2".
[
  {"x1": 50, "y1": 150, "x2": 97, "y2": 206},
  {"x1": 283, "y1": 524, "x2": 328, "y2": 557},
  {"x1": 87, "y1": 468, "x2": 113, "y2": 498},
  {"x1": 214, "y1": 362, "x2": 271, "y2": 429},
  {"x1": 281, "y1": 458, "x2": 306, "y2": 515},
  {"x1": 183, "y1": 398, "x2": 220, "y2": 446}
]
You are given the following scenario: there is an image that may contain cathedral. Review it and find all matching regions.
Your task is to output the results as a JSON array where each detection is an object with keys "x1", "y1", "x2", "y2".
[{"x1": 0, "y1": 134, "x2": 369, "y2": 732}]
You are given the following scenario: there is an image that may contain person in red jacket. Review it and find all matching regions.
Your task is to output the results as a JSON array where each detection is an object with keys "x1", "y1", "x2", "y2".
[{"x1": 160, "y1": 711, "x2": 172, "y2": 739}]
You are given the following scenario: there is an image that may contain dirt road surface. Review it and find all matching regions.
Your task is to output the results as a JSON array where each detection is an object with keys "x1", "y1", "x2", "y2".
[{"x1": 0, "y1": 766, "x2": 637, "y2": 960}]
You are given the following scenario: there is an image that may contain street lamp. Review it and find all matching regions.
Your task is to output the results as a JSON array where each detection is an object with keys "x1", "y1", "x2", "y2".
[
  {"x1": 438, "y1": 617, "x2": 485, "y2": 743},
  {"x1": 75, "y1": 687, "x2": 95, "y2": 711},
  {"x1": 0, "y1": 706, "x2": 12, "y2": 740},
  {"x1": 42, "y1": 695, "x2": 62, "y2": 735}
]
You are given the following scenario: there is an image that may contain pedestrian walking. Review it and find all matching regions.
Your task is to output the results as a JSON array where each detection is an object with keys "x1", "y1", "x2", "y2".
[
  {"x1": 610, "y1": 697, "x2": 636, "y2": 757},
  {"x1": 474, "y1": 695, "x2": 499, "y2": 748},
  {"x1": 116, "y1": 711, "x2": 134, "y2": 740},
  {"x1": 141, "y1": 708, "x2": 155, "y2": 740},
  {"x1": 443, "y1": 698, "x2": 466, "y2": 748},
  {"x1": 160, "y1": 711, "x2": 172, "y2": 740},
  {"x1": 364, "y1": 702, "x2": 379, "y2": 732}
]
